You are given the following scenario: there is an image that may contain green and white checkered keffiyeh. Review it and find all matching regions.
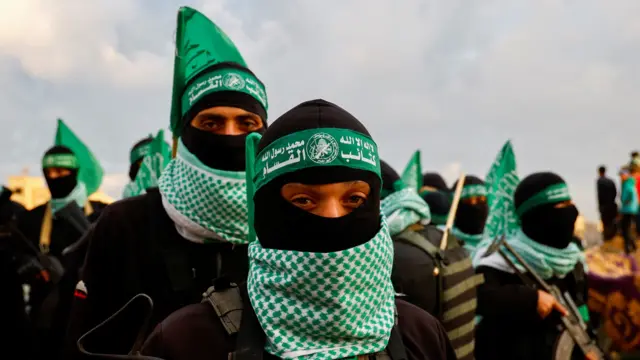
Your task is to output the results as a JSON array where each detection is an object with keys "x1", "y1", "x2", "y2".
[
  {"x1": 475, "y1": 228, "x2": 586, "y2": 279},
  {"x1": 247, "y1": 219, "x2": 396, "y2": 360},
  {"x1": 380, "y1": 187, "x2": 431, "y2": 236},
  {"x1": 452, "y1": 227, "x2": 484, "y2": 256},
  {"x1": 158, "y1": 140, "x2": 249, "y2": 244}
]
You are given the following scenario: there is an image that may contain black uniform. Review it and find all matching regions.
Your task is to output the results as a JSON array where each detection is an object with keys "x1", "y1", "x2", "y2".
[
  {"x1": 475, "y1": 265, "x2": 588, "y2": 360},
  {"x1": 0, "y1": 188, "x2": 29, "y2": 357},
  {"x1": 596, "y1": 175, "x2": 617, "y2": 237},
  {"x1": 64, "y1": 189, "x2": 249, "y2": 358},
  {"x1": 475, "y1": 172, "x2": 593, "y2": 360},
  {"x1": 16, "y1": 200, "x2": 107, "y2": 360},
  {"x1": 392, "y1": 225, "x2": 480, "y2": 360},
  {"x1": 143, "y1": 295, "x2": 455, "y2": 360}
]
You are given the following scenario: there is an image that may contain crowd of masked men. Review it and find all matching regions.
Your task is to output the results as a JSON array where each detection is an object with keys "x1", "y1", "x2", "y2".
[{"x1": 0, "y1": 6, "x2": 606, "y2": 360}]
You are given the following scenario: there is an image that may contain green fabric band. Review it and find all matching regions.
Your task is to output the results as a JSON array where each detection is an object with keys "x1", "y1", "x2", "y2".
[
  {"x1": 516, "y1": 183, "x2": 571, "y2": 216},
  {"x1": 129, "y1": 142, "x2": 151, "y2": 164},
  {"x1": 253, "y1": 128, "x2": 381, "y2": 192},
  {"x1": 182, "y1": 68, "x2": 268, "y2": 117},
  {"x1": 460, "y1": 184, "x2": 487, "y2": 199},
  {"x1": 578, "y1": 304, "x2": 590, "y2": 323},
  {"x1": 42, "y1": 154, "x2": 79, "y2": 169}
]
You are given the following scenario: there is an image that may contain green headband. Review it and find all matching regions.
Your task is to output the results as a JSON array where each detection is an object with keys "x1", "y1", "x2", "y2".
[
  {"x1": 182, "y1": 68, "x2": 268, "y2": 118},
  {"x1": 130, "y1": 142, "x2": 152, "y2": 164},
  {"x1": 253, "y1": 128, "x2": 381, "y2": 192},
  {"x1": 460, "y1": 184, "x2": 487, "y2": 199},
  {"x1": 42, "y1": 154, "x2": 79, "y2": 169},
  {"x1": 516, "y1": 183, "x2": 571, "y2": 217}
]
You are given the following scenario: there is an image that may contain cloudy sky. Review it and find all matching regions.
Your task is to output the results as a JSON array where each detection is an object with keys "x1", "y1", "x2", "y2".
[{"x1": 1, "y1": 0, "x2": 638, "y2": 221}]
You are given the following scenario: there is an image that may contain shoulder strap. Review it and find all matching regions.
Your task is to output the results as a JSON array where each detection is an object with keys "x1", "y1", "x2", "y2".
[
  {"x1": 39, "y1": 201, "x2": 94, "y2": 254},
  {"x1": 231, "y1": 283, "x2": 265, "y2": 360},
  {"x1": 396, "y1": 229, "x2": 443, "y2": 261},
  {"x1": 201, "y1": 282, "x2": 244, "y2": 335},
  {"x1": 396, "y1": 229, "x2": 446, "y2": 318}
]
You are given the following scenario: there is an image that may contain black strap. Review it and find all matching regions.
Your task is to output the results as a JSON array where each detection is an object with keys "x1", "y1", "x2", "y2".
[
  {"x1": 77, "y1": 294, "x2": 165, "y2": 360},
  {"x1": 386, "y1": 326, "x2": 408, "y2": 360},
  {"x1": 396, "y1": 229, "x2": 445, "y2": 318},
  {"x1": 233, "y1": 284, "x2": 266, "y2": 360}
]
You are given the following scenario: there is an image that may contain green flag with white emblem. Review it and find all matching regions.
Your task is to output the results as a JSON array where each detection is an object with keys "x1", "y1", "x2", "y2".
[
  {"x1": 54, "y1": 119, "x2": 104, "y2": 195},
  {"x1": 401, "y1": 150, "x2": 422, "y2": 191},
  {"x1": 482, "y1": 140, "x2": 519, "y2": 242},
  {"x1": 170, "y1": 6, "x2": 267, "y2": 136}
]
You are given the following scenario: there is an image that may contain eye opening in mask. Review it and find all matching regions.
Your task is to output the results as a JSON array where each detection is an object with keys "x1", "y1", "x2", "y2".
[
  {"x1": 553, "y1": 200, "x2": 574, "y2": 209},
  {"x1": 461, "y1": 195, "x2": 487, "y2": 206},
  {"x1": 280, "y1": 181, "x2": 371, "y2": 218},
  {"x1": 44, "y1": 167, "x2": 73, "y2": 179},
  {"x1": 190, "y1": 106, "x2": 263, "y2": 135}
]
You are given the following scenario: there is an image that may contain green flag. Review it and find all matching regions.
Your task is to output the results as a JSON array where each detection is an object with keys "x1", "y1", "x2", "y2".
[
  {"x1": 401, "y1": 150, "x2": 423, "y2": 191},
  {"x1": 54, "y1": 119, "x2": 104, "y2": 195},
  {"x1": 170, "y1": 6, "x2": 267, "y2": 136},
  {"x1": 482, "y1": 141, "x2": 519, "y2": 242},
  {"x1": 124, "y1": 130, "x2": 171, "y2": 198}
]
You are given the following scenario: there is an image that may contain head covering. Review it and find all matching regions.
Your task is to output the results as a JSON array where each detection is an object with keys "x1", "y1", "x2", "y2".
[
  {"x1": 42, "y1": 145, "x2": 88, "y2": 212},
  {"x1": 253, "y1": 99, "x2": 381, "y2": 252},
  {"x1": 42, "y1": 146, "x2": 80, "y2": 198},
  {"x1": 451, "y1": 175, "x2": 488, "y2": 232},
  {"x1": 422, "y1": 190, "x2": 451, "y2": 225},
  {"x1": 514, "y1": 172, "x2": 578, "y2": 249},
  {"x1": 158, "y1": 7, "x2": 268, "y2": 243},
  {"x1": 422, "y1": 172, "x2": 448, "y2": 192},
  {"x1": 128, "y1": 136, "x2": 153, "y2": 181},
  {"x1": 171, "y1": 7, "x2": 268, "y2": 171},
  {"x1": 379, "y1": 156, "x2": 431, "y2": 235},
  {"x1": 380, "y1": 160, "x2": 402, "y2": 199},
  {"x1": 246, "y1": 99, "x2": 395, "y2": 359}
]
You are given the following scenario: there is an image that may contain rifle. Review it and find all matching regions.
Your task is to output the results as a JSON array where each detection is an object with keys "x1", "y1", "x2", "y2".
[
  {"x1": 0, "y1": 220, "x2": 65, "y2": 285},
  {"x1": 483, "y1": 235, "x2": 605, "y2": 360},
  {"x1": 55, "y1": 201, "x2": 92, "y2": 256}
]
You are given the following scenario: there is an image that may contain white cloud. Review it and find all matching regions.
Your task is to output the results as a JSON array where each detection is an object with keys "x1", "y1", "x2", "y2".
[
  {"x1": 1, "y1": 0, "x2": 640, "y2": 221},
  {"x1": 100, "y1": 173, "x2": 129, "y2": 199}
]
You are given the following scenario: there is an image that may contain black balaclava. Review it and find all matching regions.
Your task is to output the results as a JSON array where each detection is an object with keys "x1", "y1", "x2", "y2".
[
  {"x1": 515, "y1": 172, "x2": 579, "y2": 249},
  {"x1": 181, "y1": 62, "x2": 268, "y2": 171},
  {"x1": 128, "y1": 136, "x2": 153, "y2": 181},
  {"x1": 42, "y1": 146, "x2": 79, "y2": 199},
  {"x1": 451, "y1": 175, "x2": 488, "y2": 234},
  {"x1": 422, "y1": 191, "x2": 451, "y2": 225},
  {"x1": 380, "y1": 160, "x2": 401, "y2": 200},
  {"x1": 422, "y1": 172, "x2": 448, "y2": 192},
  {"x1": 254, "y1": 99, "x2": 381, "y2": 253}
]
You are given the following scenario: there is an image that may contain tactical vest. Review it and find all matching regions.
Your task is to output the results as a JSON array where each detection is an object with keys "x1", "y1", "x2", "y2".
[
  {"x1": 202, "y1": 282, "x2": 408, "y2": 360},
  {"x1": 395, "y1": 227, "x2": 483, "y2": 360}
]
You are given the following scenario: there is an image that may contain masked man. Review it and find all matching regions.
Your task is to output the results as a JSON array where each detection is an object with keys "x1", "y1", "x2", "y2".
[
  {"x1": 475, "y1": 172, "x2": 596, "y2": 360},
  {"x1": 65, "y1": 7, "x2": 269, "y2": 358},
  {"x1": 381, "y1": 163, "x2": 479, "y2": 360},
  {"x1": 121, "y1": 136, "x2": 153, "y2": 198},
  {"x1": 16, "y1": 145, "x2": 107, "y2": 359},
  {"x1": 450, "y1": 176, "x2": 488, "y2": 256},
  {"x1": 142, "y1": 99, "x2": 456, "y2": 360}
]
